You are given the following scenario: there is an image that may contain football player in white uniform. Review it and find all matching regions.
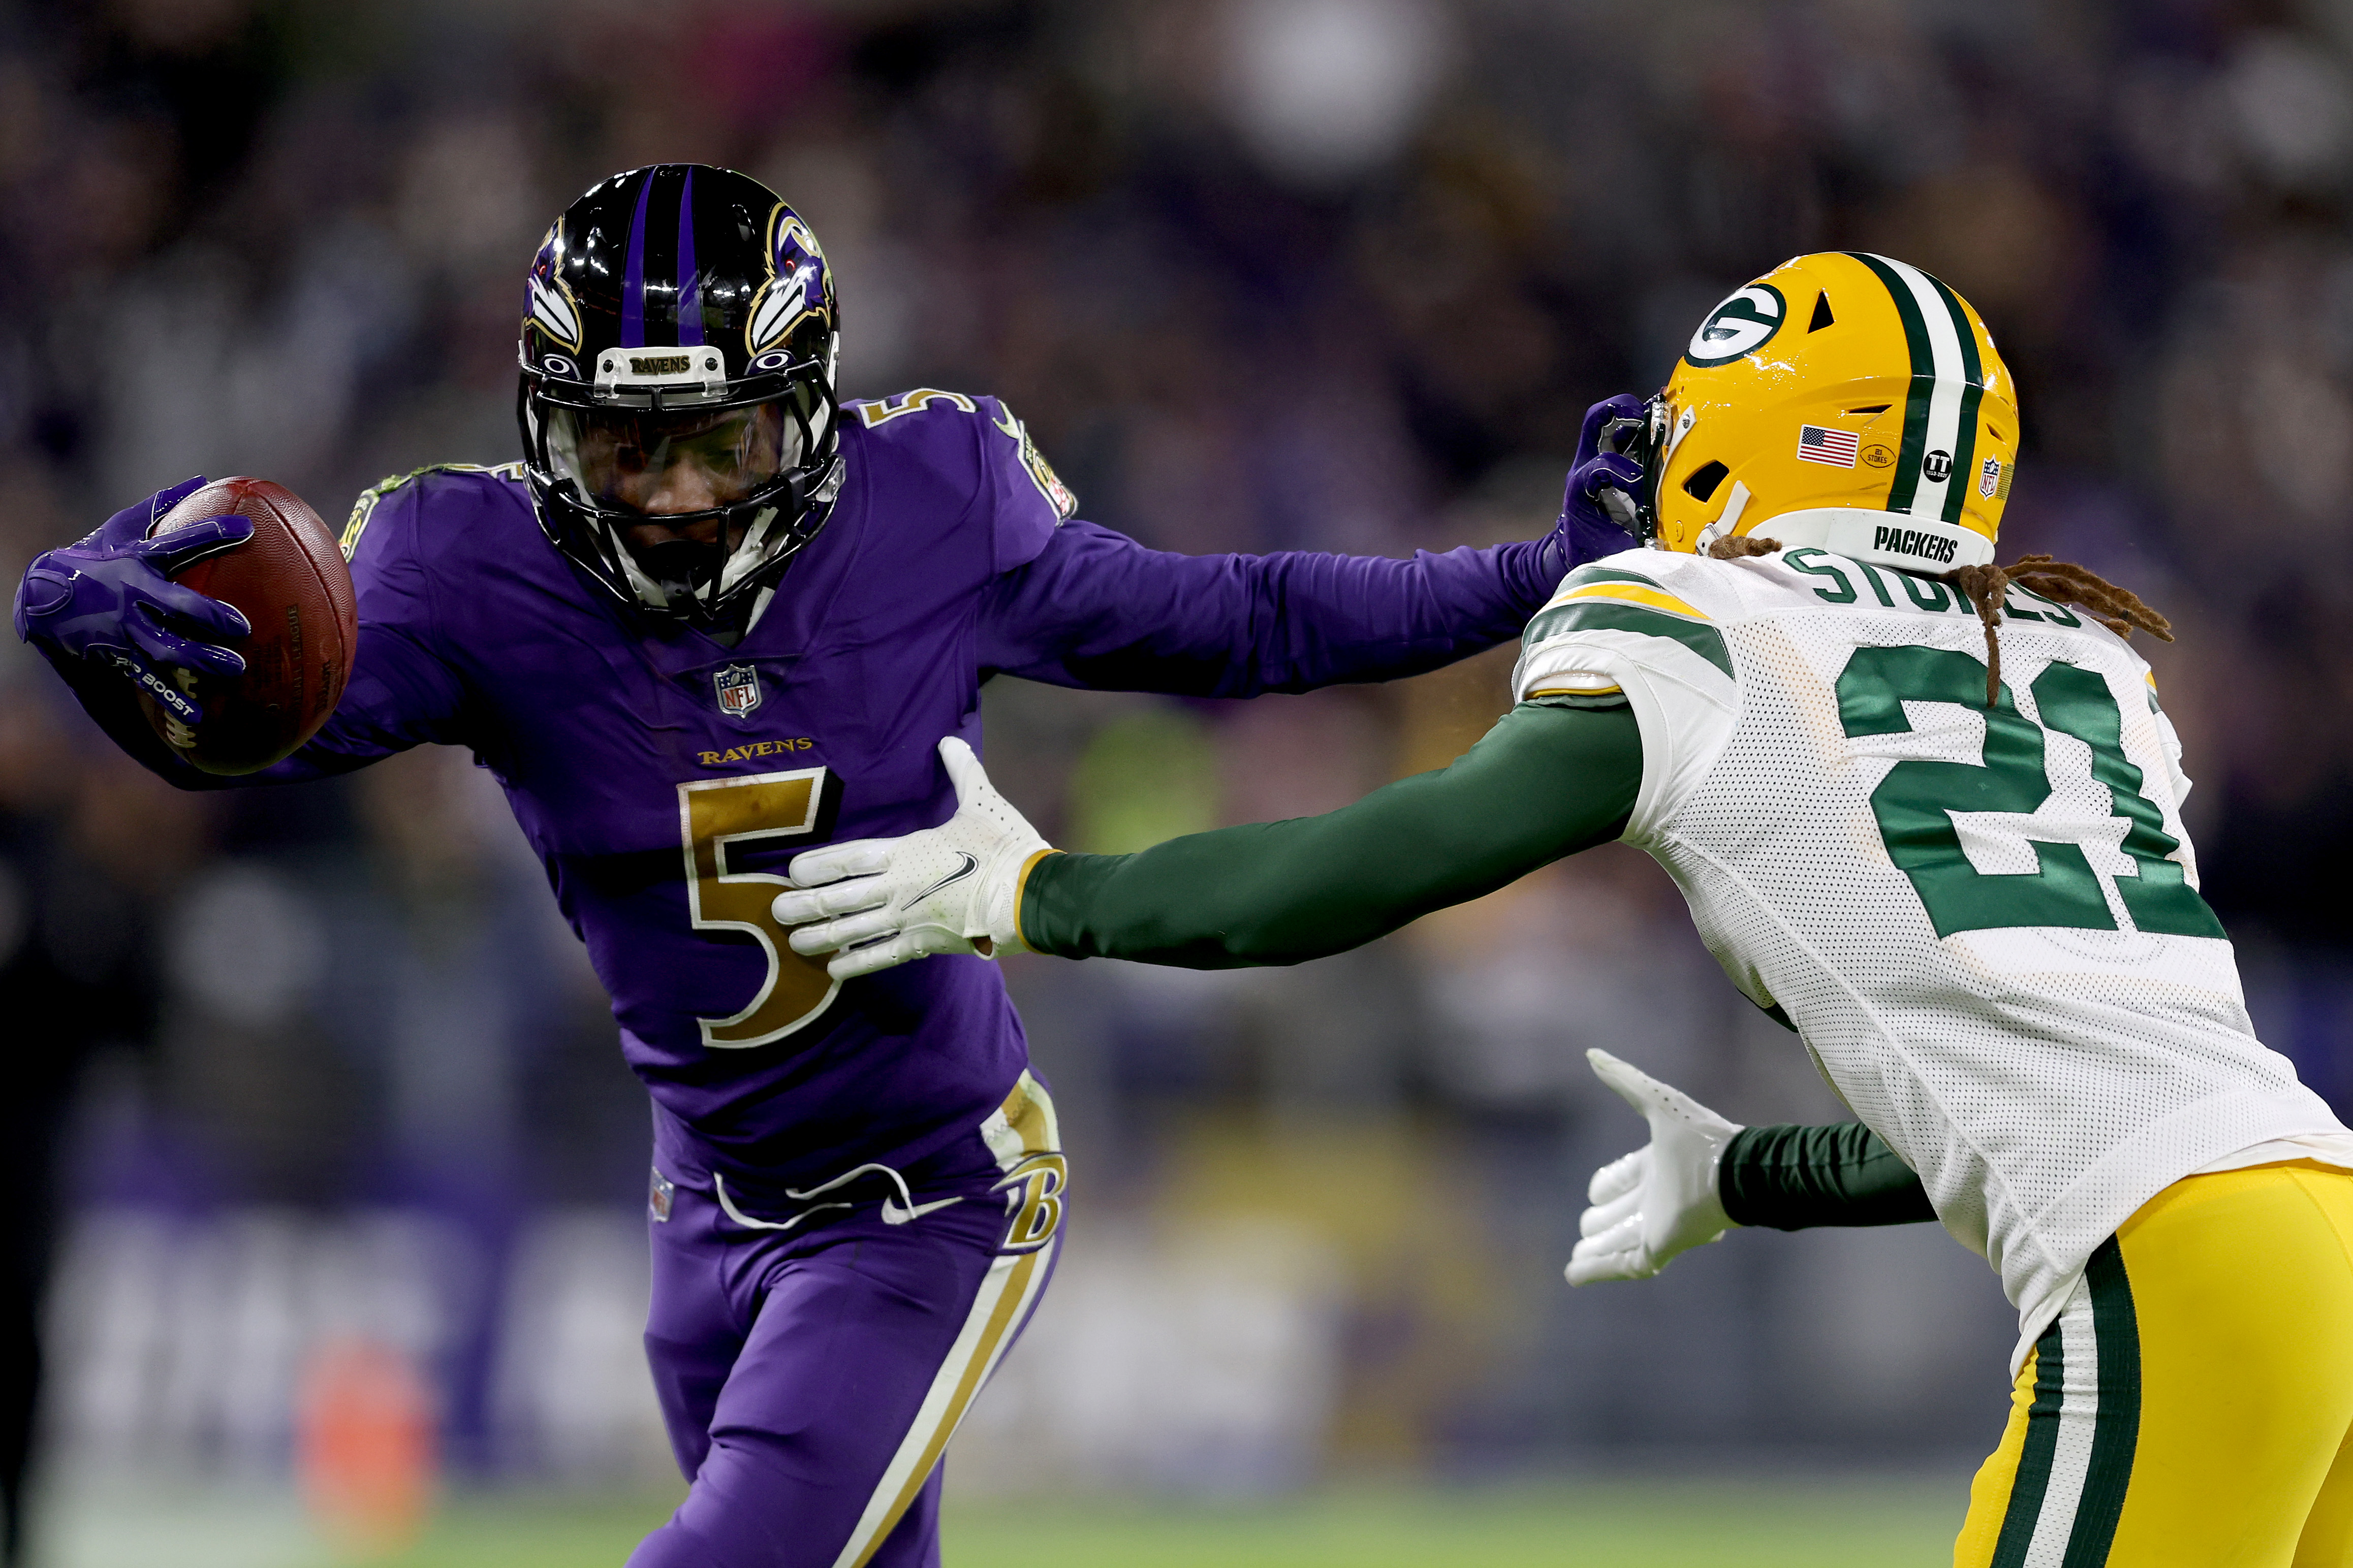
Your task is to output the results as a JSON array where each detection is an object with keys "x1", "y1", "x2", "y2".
[{"x1": 771, "y1": 252, "x2": 2353, "y2": 1565}]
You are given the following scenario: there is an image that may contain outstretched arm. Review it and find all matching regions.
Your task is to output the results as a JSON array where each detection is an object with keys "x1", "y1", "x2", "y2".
[
  {"x1": 977, "y1": 396, "x2": 1646, "y2": 697},
  {"x1": 977, "y1": 520, "x2": 1575, "y2": 697},
  {"x1": 977, "y1": 398, "x2": 1648, "y2": 697},
  {"x1": 774, "y1": 698, "x2": 1642, "y2": 974},
  {"x1": 1023, "y1": 700, "x2": 1640, "y2": 963}
]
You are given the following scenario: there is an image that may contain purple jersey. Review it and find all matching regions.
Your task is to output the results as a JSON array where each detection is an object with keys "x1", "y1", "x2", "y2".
[{"x1": 143, "y1": 395, "x2": 1556, "y2": 1192}]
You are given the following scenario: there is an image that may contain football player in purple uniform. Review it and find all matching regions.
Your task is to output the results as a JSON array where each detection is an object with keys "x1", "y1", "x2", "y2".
[{"x1": 12, "y1": 165, "x2": 1629, "y2": 1567}]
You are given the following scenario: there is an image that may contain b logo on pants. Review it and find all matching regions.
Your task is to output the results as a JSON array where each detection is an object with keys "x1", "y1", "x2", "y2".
[{"x1": 996, "y1": 1153, "x2": 1066, "y2": 1253}]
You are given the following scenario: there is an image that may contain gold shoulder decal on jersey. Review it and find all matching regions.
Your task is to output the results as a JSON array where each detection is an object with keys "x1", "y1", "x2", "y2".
[
  {"x1": 1551, "y1": 581, "x2": 1713, "y2": 621},
  {"x1": 1525, "y1": 579, "x2": 1733, "y2": 679},
  {"x1": 1515, "y1": 682, "x2": 1628, "y2": 700},
  {"x1": 341, "y1": 461, "x2": 526, "y2": 561},
  {"x1": 1555, "y1": 563, "x2": 1668, "y2": 595},
  {"x1": 991, "y1": 407, "x2": 1078, "y2": 521},
  {"x1": 848, "y1": 388, "x2": 978, "y2": 427}
]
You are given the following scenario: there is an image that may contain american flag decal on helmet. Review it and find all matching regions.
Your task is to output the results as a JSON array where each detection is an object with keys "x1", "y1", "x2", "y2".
[{"x1": 1797, "y1": 425, "x2": 1861, "y2": 468}]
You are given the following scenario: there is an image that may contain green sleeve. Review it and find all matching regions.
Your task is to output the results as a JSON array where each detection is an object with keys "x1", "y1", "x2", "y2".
[
  {"x1": 1021, "y1": 701, "x2": 1643, "y2": 967},
  {"x1": 1719, "y1": 1123, "x2": 1937, "y2": 1230}
]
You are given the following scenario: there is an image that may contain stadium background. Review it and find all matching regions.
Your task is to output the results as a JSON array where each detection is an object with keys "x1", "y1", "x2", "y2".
[{"x1": 1, "y1": 0, "x2": 2346, "y2": 1562}]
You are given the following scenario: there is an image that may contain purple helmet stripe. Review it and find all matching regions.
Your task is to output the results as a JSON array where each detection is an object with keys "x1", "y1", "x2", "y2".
[
  {"x1": 675, "y1": 167, "x2": 701, "y2": 347},
  {"x1": 620, "y1": 170, "x2": 652, "y2": 349}
]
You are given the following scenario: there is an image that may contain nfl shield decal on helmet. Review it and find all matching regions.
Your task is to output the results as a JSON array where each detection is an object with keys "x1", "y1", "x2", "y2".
[{"x1": 714, "y1": 663, "x2": 762, "y2": 717}]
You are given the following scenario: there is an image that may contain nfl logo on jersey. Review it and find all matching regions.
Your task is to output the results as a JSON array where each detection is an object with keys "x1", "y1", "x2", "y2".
[{"x1": 714, "y1": 663, "x2": 762, "y2": 717}]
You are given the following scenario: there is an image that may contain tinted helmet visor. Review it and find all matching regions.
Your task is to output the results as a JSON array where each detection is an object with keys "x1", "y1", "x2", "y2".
[{"x1": 545, "y1": 398, "x2": 805, "y2": 517}]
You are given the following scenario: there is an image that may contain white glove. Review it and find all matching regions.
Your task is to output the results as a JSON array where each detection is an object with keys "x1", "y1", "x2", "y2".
[
  {"x1": 772, "y1": 738, "x2": 1052, "y2": 981},
  {"x1": 1565, "y1": 1048, "x2": 1742, "y2": 1286}
]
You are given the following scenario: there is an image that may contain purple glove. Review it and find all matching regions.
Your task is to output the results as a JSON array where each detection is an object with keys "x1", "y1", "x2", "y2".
[
  {"x1": 1537, "y1": 393, "x2": 1649, "y2": 582},
  {"x1": 13, "y1": 476, "x2": 255, "y2": 725}
]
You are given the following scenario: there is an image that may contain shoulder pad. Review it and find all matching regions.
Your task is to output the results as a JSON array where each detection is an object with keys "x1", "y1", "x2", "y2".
[
  {"x1": 1526, "y1": 565, "x2": 1733, "y2": 681},
  {"x1": 1558, "y1": 556, "x2": 1676, "y2": 593},
  {"x1": 845, "y1": 389, "x2": 1079, "y2": 524},
  {"x1": 843, "y1": 388, "x2": 982, "y2": 429},
  {"x1": 342, "y1": 461, "x2": 524, "y2": 560}
]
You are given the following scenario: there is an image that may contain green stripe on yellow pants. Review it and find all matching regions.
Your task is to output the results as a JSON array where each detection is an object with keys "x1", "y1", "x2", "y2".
[{"x1": 1955, "y1": 1162, "x2": 2353, "y2": 1566}]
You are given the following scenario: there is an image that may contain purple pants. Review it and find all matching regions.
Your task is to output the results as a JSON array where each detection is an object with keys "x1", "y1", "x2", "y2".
[{"x1": 625, "y1": 1106, "x2": 1065, "y2": 1568}]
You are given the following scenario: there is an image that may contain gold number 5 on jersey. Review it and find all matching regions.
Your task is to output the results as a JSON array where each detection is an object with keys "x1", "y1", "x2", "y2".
[{"x1": 677, "y1": 768, "x2": 838, "y2": 1046}]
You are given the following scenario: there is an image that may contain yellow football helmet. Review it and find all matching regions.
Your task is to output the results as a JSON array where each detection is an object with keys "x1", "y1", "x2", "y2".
[{"x1": 1606, "y1": 252, "x2": 2019, "y2": 572}]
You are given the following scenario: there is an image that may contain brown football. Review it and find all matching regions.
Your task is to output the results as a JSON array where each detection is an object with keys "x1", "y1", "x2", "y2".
[{"x1": 137, "y1": 477, "x2": 358, "y2": 776}]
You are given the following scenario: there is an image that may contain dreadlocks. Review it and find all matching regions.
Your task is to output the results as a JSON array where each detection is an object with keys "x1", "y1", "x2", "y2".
[
  {"x1": 1942, "y1": 555, "x2": 2173, "y2": 706},
  {"x1": 1704, "y1": 537, "x2": 2172, "y2": 708}
]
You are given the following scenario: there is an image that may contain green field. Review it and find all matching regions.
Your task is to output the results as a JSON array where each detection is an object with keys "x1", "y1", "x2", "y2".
[
  {"x1": 945, "y1": 1482, "x2": 1961, "y2": 1568},
  {"x1": 46, "y1": 1477, "x2": 1963, "y2": 1567}
]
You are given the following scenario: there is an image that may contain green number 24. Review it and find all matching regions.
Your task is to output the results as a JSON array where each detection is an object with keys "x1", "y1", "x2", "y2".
[{"x1": 1836, "y1": 647, "x2": 2224, "y2": 940}]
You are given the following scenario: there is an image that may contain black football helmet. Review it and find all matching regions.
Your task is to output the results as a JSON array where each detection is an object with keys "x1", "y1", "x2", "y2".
[{"x1": 517, "y1": 164, "x2": 841, "y2": 630}]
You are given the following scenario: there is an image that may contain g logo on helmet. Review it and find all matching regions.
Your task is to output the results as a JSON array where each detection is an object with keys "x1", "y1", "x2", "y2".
[{"x1": 1685, "y1": 283, "x2": 1786, "y2": 367}]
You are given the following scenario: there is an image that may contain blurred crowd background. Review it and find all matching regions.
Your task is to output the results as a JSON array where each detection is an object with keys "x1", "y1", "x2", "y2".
[{"x1": 4, "y1": 0, "x2": 2352, "y2": 1557}]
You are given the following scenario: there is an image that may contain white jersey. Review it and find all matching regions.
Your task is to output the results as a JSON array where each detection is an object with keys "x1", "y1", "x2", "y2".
[{"x1": 1513, "y1": 545, "x2": 2347, "y2": 1354}]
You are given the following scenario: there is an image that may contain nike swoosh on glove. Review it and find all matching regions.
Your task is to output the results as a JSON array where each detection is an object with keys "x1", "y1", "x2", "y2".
[
  {"x1": 1565, "y1": 1048, "x2": 1742, "y2": 1286},
  {"x1": 773, "y1": 738, "x2": 1052, "y2": 980},
  {"x1": 13, "y1": 475, "x2": 255, "y2": 725}
]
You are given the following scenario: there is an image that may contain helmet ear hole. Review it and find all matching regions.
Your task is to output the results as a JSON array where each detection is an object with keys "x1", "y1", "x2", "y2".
[
  {"x1": 1682, "y1": 460, "x2": 1730, "y2": 503},
  {"x1": 1809, "y1": 292, "x2": 1834, "y2": 332}
]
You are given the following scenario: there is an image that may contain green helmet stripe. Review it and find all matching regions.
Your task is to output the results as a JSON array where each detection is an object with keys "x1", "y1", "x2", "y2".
[
  {"x1": 1924, "y1": 270, "x2": 1986, "y2": 526},
  {"x1": 1845, "y1": 252, "x2": 1935, "y2": 515}
]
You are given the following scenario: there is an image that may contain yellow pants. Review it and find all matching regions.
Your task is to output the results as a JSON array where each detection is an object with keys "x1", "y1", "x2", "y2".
[{"x1": 1955, "y1": 1162, "x2": 2353, "y2": 1567}]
